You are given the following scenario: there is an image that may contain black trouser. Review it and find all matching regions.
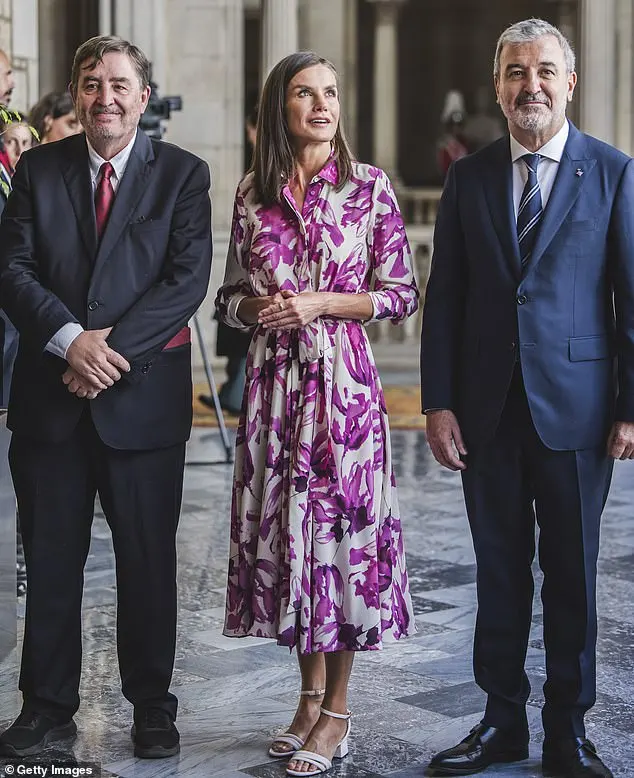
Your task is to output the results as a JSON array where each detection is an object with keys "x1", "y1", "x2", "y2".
[
  {"x1": 9, "y1": 412, "x2": 185, "y2": 721},
  {"x1": 461, "y1": 368, "x2": 613, "y2": 739}
]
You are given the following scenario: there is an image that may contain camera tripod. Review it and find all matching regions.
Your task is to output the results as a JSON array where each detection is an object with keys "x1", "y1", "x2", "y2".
[{"x1": 187, "y1": 313, "x2": 234, "y2": 466}]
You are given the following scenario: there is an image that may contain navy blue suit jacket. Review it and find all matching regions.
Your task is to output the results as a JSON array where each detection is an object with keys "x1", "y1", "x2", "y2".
[{"x1": 420, "y1": 122, "x2": 634, "y2": 451}]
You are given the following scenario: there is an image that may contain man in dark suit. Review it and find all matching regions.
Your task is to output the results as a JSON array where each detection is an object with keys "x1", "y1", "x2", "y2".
[
  {"x1": 0, "y1": 36, "x2": 212, "y2": 758},
  {"x1": 420, "y1": 19, "x2": 634, "y2": 778}
]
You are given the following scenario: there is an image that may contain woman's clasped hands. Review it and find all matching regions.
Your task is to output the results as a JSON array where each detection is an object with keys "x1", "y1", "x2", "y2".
[{"x1": 258, "y1": 289, "x2": 327, "y2": 330}]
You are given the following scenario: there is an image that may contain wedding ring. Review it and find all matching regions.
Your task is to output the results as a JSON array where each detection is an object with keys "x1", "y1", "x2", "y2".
[{"x1": 279, "y1": 301, "x2": 284, "y2": 311}]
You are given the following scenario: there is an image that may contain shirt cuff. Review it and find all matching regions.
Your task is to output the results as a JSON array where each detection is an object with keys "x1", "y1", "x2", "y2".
[
  {"x1": 363, "y1": 292, "x2": 380, "y2": 322},
  {"x1": 225, "y1": 294, "x2": 251, "y2": 330},
  {"x1": 45, "y1": 322, "x2": 84, "y2": 359}
]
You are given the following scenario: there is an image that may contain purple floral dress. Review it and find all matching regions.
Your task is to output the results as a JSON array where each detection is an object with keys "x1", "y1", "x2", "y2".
[{"x1": 216, "y1": 159, "x2": 419, "y2": 654}]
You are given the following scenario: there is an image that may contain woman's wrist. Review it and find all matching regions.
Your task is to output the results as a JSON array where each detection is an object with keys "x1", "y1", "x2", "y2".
[{"x1": 320, "y1": 292, "x2": 333, "y2": 317}]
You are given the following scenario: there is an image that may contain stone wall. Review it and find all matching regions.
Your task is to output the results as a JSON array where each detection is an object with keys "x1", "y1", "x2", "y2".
[{"x1": 0, "y1": 0, "x2": 39, "y2": 115}]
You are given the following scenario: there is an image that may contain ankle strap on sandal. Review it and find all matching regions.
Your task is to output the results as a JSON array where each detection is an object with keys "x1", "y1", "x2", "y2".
[
  {"x1": 320, "y1": 706, "x2": 351, "y2": 720},
  {"x1": 299, "y1": 689, "x2": 326, "y2": 697}
]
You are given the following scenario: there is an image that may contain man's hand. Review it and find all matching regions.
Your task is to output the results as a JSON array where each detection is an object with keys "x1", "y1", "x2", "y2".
[
  {"x1": 65, "y1": 328, "x2": 130, "y2": 389},
  {"x1": 258, "y1": 290, "x2": 325, "y2": 330},
  {"x1": 426, "y1": 409, "x2": 468, "y2": 471},
  {"x1": 62, "y1": 367, "x2": 102, "y2": 400},
  {"x1": 607, "y1": 421, "x2": 634, "y2": 460}
]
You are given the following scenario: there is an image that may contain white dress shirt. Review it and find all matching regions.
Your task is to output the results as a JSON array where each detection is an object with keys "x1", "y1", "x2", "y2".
[
  {"x1": 510, "y1": 120, "x2": 569, "y2": 219},
  {"x1": 46, "y1": 131, "x2": 139, "y2": 359}
]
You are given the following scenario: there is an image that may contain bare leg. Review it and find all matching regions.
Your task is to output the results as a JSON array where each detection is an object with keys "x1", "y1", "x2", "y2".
[
  {"x1": 271, "y1": 652, "x2": 326, "y2": 754},
  {"x1": 287, "y1": 651, "x2": 354, "y2": 773}
]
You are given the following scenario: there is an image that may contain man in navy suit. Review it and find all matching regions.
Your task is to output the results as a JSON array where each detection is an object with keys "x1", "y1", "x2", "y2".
[
  {"x1": 420, "y1": 19, "x2": 634, "y2": 778},
  {"x1": 0, "y1": 36, "x2": 211, "y2": 758}
]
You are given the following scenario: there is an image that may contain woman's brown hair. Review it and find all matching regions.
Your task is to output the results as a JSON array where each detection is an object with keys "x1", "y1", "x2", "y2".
[{"x1": 252, "y1": 51, "x2": 353, "y2": 206}]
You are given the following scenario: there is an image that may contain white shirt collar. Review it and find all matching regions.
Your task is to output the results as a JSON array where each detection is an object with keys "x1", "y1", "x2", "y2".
[
  {"x1": 510, "y1": 119, "x2": 570, "y2": 164},
  {"x1": 86, "y1": 130, "x2": 138, "y2": 184}
]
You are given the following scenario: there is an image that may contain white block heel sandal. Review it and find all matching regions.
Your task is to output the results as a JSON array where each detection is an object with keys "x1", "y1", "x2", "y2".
[
  {"x1": 285, "y1": 707, "x2": 352, "y2": 777},
  {"x1": 268, "y1": 689, "x2": 326, "y2": 758}
]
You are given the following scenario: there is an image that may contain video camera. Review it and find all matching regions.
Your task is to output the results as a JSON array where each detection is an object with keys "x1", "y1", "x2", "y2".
[{"x1": 139, "y1": 74, "x2": 182, "y2": 140}]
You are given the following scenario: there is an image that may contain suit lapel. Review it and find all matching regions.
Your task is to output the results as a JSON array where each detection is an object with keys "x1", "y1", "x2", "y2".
[
  {"x1": 61, "y1": 136, "x2": 98, "y2": 259},
  {"x1": 524, "y1": 123, "x2": 596, "y2": 275},
  {"x1": 94, "y1": 130, "x2": 154, "y2": 270},
  {"x1": 481, "y1": 138, "x2": 522, "y2": 279}
]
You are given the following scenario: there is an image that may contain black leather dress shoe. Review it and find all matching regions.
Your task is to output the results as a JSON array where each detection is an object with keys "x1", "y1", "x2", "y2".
[
  {"x1": 0, "y1": 710, "x2": 77, "y2": 756},
  {"x1": 428, "y1": 723, "x2": 529, "y2": 776},
  {"x1": 131, "y1": 708, "x2": 180, "y2": 758},
  {"x1": 543, "y1": 737, "x2": 613, "y2": 777}
]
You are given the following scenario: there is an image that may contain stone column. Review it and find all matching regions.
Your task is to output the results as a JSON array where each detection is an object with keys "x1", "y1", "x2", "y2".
[
  {"x1": 0, "y1": 1, "x2": 11, "y2": 60},
  {"x1": 615, "y1": 0, "x2": 633, "y2": 155},
  {"x1": 113, "y1": 0, "x2": 167, "y2": 89},
  {"x1": 164, "y1": 0, "x2": 245, "y2": 371},
  {"x1": 99, "y1": 0, "x2": 114, "y2": 36},
  {"x1": 260, "y1": 0, "x2": 298, "y2": 89},
  {"x1": 579, "y1": 0, "x2": 616, "y2": 144},
  {"x1": 2, "y1": 0, "x2": 38, "y2": 112},
  {"x1": 298, "y1": 0, "x2": 357, "y2": 153},
  {"x1": 367, "y1": 0, "x2": 407, "y2": 184},
  {"x1": 38, "y1": 0, "x2": 70, "y2": 94}
]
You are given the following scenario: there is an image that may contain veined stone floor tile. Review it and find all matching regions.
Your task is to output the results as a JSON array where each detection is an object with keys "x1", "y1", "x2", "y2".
[{"x1": 0, "y1": 430, "x2": 631, "y2": 776}]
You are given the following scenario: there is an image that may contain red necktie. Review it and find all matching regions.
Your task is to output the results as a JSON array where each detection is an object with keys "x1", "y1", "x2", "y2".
[{"x1": 95, "y1": 161, "x2": 115, "y2": 238}]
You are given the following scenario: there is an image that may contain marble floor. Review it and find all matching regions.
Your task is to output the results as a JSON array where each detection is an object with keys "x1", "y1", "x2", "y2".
[{"x1": 0, "y1": 424, "x2": 633, "y2": 777}]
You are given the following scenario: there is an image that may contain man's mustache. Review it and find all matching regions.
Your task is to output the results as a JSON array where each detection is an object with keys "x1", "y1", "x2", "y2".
[{"x1": 516, "y1": 93, "x2": 550, "y2": 107}]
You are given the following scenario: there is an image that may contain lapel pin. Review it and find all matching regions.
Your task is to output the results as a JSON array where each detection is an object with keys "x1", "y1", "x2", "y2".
[{"x1": 575, "y1": 168, "x2": 584, "y2": 177}]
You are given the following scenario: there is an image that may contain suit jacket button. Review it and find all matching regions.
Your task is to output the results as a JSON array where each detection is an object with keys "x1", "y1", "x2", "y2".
[
  {"x1": 88, "y1": 300, "x2": 99, "y2": 311},
  {"x1": 516, "y1": 295, "x2": 527, "y2": 305},
  {"x1": 141, "y1": 363, "x2": 151, "y2": 374}
]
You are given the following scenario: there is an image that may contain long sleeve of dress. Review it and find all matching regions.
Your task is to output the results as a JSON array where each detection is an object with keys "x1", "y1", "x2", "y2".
[
  {"x1": 366, "y1": 170, "x2": 419, "y2": 322},
  {"x1": 215, "y1": 185, "x2": 253, "y2": 330}
]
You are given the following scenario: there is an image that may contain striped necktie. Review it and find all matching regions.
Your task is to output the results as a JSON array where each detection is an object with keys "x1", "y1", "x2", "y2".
[{"x1": 517, "y1": 153, "x2": 542, "y2": 268}]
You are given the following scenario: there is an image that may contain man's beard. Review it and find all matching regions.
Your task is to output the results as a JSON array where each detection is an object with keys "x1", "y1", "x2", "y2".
[
  {"x1": 82, "y1": 111, "x2": 129, "y2": 141},
  {"x1": 505, "y1": 102, "x2": 564, "y2": 134}
]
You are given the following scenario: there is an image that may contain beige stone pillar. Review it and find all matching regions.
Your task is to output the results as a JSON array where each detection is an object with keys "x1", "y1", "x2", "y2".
[
  {"x1": 615, "y1": 0, "x2": 633, "y2": 155},
  {"x1": 113, "y1": 0, "x2": 168, "y2": 89},
  {"x1": 367, "y1": 0, "x2": 406, "y2": 183},
  {"x1": 0, "y1": 2, "x2": 11, "y2": 63},
  {"x1": 298, "y1": 0, "x2": 357, "y2": 153},
  {"x1": 165, "y1": 0, "x2": 245, "y2": 370},
  {"x1": 38, "y1": 0, "x2": 70, "y2": 95},
  {"x1": 260, "y1": 0, "x2": 298, "y2": 89},
  {"x1": 1, "y1": 0, "x2": 38, "y2": 112},
  {"x1": 99, "y1": 0, "x2": 114, "y2": 36},
  {"x1": 579, "y1": 0, "x2": 616, "y2": 144}
]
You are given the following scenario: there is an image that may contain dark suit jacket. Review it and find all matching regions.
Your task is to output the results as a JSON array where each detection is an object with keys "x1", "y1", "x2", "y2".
[
  {"x1": 421, "y1": 122, "x2": 634, "y2": 451},
  {"x1": 0, "y1": 130, "x2": 213, "y2": 449}
]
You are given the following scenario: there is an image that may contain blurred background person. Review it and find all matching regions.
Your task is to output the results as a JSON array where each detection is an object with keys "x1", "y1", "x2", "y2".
[
  {"x1": 463, "y1": 85, "x2": 505, "y2": 153},
  {"x1": 436, "y1": 89, "x2": 469, "y2": 178},
  {"x1": 0, "y1": 107, "x2": 36, "y2": 600},
  {"x1": 1, "y1": 118, "x2": 34, "y2": 170},
  {"x1": 29, "y1": 92, "x2": 82, "y2": 144},
  {"x1": 0, "y1": 108, "x2": 37, "y2": 403}
]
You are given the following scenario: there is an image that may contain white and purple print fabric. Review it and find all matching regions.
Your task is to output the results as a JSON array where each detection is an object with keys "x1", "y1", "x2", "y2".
[{"x1": 217, "y1": 158, "x2": 419, "y2": 654}]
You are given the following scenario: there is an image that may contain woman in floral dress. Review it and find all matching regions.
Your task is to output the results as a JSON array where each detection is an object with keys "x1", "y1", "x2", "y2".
[{"x1": 216, "y1": 51, "x2": 418, "y2": 775}]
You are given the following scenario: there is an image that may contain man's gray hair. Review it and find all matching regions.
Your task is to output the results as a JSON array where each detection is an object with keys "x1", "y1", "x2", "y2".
[{"x1": 493, "y1": 18, "x2": 576, "y2": 79}]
